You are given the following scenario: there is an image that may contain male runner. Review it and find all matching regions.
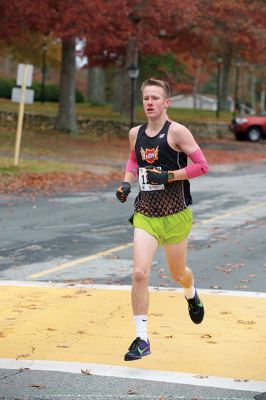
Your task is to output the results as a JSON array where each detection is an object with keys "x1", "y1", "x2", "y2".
[{"x1": 116, "y1": 78, "x2": 209, "y2": 361}]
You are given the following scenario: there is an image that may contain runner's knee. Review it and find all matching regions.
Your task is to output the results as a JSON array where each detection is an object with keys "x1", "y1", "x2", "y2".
[
  {"x1": 170, "y1": 266, "x2": 191, "y2": 283},
  {"x1": 133, "y1": 268, "x2": 149, "y2": 283}
]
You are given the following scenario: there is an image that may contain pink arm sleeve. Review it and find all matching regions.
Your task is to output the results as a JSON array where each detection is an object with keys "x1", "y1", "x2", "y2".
[
  {"x1": 184, "y1": 149, "x2": 209, "y2": 179},
  {"x1": 125, "y1": 150, "x2": 138, "y2": 177}
]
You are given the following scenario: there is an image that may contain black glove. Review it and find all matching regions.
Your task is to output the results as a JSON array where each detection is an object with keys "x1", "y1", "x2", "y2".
[
  {"x1": 116, "y1": 182, "x2": 131, "y2": 203},
  {"x1": 146, "y1": 166, "x2": 168, "y2": 185}
]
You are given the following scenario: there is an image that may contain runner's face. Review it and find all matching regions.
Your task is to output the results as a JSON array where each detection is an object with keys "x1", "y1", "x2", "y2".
[{"x1": 142, "y1": 86, "x2": 170, "y2": 119}]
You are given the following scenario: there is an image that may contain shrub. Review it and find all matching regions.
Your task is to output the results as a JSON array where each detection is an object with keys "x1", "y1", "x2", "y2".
[
  {"x1": 0, "y1": 78, "x2": 16, "y2": 98},
  {"x1": 0, "y1": 78, "x2": 84, "y2": 103}
]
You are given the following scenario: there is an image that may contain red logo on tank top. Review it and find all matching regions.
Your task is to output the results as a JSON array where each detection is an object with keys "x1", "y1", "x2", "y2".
[{"x1": 140, "y1": 146, "x2": 159, "y2": 164}]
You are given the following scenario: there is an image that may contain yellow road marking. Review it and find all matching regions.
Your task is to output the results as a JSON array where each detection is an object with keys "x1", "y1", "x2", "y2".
[
  {"x1": 28, "y1": 200, "x2": 266, "y2": 279},
  {"x1": 1, "y1": 285, "x2": 266, "y2": 381},
  {"x1": 28, "y1": 243, "x2": 133, "y2": 279},
  {"x1": 194, "y1": 200, "x2": 266, "y2": 225}
]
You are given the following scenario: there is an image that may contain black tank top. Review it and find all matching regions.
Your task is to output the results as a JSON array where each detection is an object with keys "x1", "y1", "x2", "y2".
[{"x1": 134, "y1": 120, "x2": 192, "y2": 217}]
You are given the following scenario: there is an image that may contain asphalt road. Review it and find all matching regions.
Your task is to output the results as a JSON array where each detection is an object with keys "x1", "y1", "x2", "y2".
[{"x1": 0, "y1": 160, "x2": 266, "y2": 400}]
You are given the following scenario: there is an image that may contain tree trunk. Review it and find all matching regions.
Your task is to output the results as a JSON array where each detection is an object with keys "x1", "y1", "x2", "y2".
[
  {"x1": 193, "y1": 62, "x2": 202, "y2": 109},
  {"x1": 260, "y1": 88, "x2": 266, "y2": 112},
  {"x1": 250, "y1": 71, "x2": 256, "y2": 111},
  {"x1": 113, "y1": 37, "x2": 139, "y2": 116},
  {"x1": 193, "y1": 76, "x2": 198, "y2": 110},
  {"x1": 88, "y1": 66, "x2": 106, "y2": 105},
  {"x1": 220, "y1": 49, "x2": 232, "y2": 111},
  {"x1": 54, "y1": 37, "x2": 78, "y2": 134}
]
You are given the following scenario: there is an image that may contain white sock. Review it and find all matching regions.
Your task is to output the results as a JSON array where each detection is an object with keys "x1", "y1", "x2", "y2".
[
  {"x1": 134, "y1": 315, "x2": 148, "y2": 341},
  {"x1": 184, "y1": 285, "x2": 196, "y2": 300}
]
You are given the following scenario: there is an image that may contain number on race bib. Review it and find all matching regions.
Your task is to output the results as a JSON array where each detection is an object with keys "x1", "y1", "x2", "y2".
[{"x1": 138, "y1": 167, "x2": 165, "y2": 191}]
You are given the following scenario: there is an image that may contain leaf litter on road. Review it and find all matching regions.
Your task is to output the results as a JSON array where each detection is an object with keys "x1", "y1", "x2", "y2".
[
  {"x1": 27, "y1": 384, "x2": 45, "y2": 389},
  {"x1": 81, "y1": 369, "x2": 92, "y2": 375}
]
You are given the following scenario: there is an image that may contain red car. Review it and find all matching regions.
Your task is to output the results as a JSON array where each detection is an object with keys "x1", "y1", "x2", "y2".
[{"x1": 230, "y1": 111, "x2": 266, "y2": 142}]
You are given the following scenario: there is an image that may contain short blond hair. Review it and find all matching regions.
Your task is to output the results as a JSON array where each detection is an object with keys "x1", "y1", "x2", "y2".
[{"x1": 141, "y1": 78, "x2": 171, "y2": 98}]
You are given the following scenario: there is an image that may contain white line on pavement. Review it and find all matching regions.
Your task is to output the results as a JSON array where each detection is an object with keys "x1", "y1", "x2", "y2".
[
  {"x1": 0, "y1": 280, "x2": 266, "y2": 297},
  {"x1": 0, "y1": 358, "x2": 265, "y2": 392}
]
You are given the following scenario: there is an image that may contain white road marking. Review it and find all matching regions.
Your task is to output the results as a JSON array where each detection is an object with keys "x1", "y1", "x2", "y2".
[
  {"x1": 0, "y1": 358, "x2": 265, "y2": 392},
  {"x1": 0, "y1": 280, "x2": 266, "y2": 298}
]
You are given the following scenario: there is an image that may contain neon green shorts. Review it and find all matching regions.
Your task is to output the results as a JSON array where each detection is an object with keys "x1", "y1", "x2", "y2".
[{"x1": 132, "y1": 208, "x2": 193, "y2": 246}]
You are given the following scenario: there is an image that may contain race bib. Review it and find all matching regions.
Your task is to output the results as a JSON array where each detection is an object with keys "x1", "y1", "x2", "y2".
[{"x1": 138, "y1": 167, "x2": 165, "y2": 191}]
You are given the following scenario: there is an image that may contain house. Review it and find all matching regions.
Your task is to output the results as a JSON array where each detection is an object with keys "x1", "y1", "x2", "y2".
[{"x1": 170, "y1": 94, "x2": 217, "y2": 111}]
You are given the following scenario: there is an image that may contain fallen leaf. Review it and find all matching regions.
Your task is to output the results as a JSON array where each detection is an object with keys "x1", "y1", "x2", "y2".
[
  {"x1": 127, "y1": 389, "x2": 138, "y2": 395},
  {"x1": 57, "y1": 345, "x2": 70, "y2": 348},
  {"x1": 81, "y1": 278, "x2": 94, "y2": 284},
  {"x1": 28, "y1": 384, "x2": 45, "y2": 389},
  {"x1": 16, "y1": 353, "x2": 30, "y2": 359},
  {"x1": 210, "y1": 285, "x2": 222, "y2": 289},
  {"x1": 231, "y1": 263, "x2": 245, "y2": 269},
  {"x1": 150, "y1": 313, "x2": 163, "y2": 317},
  {"x1": 47, "y1": 328, "x2": 57, "y2": 331},
  {"x1": 237, "y1": 320, "x2": 255, "y2": 325},
  {"x1": 81, "y1": 369, "x2": 92, "y2": 375},
  {"x1": 159, "y1": 274, "x2": 170, "y2": 279}
]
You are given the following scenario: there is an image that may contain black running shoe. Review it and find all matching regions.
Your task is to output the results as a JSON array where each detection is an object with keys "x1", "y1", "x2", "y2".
[
  {"x1": 186, "y1": 290, "x2": 204, "y2": 324},
  {"x1": 124, "y1": 337, "x2": 151, "y2": 361}
]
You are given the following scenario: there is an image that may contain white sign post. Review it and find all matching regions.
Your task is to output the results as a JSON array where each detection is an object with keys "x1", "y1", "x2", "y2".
[{"x1": 13, "y1": 64, "x2": 34, "y2": 167}]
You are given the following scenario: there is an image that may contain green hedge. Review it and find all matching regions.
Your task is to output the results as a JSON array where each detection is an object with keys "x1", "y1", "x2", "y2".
[
  {"x1": 0, "y1": 78, "x2": 84, "y2": 103},
  {"x1": 0, "y1": 78, "x2": 16, "y2": 98}
]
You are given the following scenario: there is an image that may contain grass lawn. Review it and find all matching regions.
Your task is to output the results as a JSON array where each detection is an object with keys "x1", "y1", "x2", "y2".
[
  {"x1": 0, "y1": 125, "x2": 128, "y2": 183},
  {"x1": 0, "y1": 98, "x2": 232, "y2": 123},
  {"x1": 0, "y1": 125, "x2": 126, "y2": 194},
  {"x1": 1, "y1": 99, "x2": 264, "y2": 195},
  {"x1": 0, "y1": 156, "x2": 85, "y2": 175}
]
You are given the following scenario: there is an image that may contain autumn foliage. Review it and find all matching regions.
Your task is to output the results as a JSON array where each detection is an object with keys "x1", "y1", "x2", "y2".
[
  {"x1": 1, "y1": 0, "x2": 265, "y2": 63},
  {"x1": 0, "y1": 0, "x2": 265, "y2": 131}
]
